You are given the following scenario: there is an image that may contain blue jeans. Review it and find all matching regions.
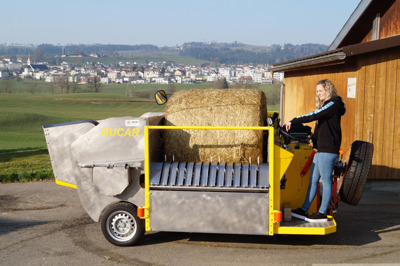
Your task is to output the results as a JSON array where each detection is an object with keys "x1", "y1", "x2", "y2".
[{"x1": 301, "y1": 152, "x2": 338, "y2": 214}]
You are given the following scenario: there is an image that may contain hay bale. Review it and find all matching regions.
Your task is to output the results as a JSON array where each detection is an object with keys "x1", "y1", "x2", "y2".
[{"x1": 164, "y1": 89, "x2": 267, "y2": 163}]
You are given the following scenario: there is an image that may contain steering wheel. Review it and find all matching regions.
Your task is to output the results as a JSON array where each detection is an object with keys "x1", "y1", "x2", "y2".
[{"x1": 278, "y1": 127, "x2": 308, "y2": 144}]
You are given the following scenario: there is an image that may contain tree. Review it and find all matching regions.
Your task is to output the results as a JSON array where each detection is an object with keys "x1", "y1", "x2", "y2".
[
  {"x1": 33, "y1": 48, "x2": 45, "y2": 62},
  {"x1": 26, "y1": 82, "x2": 38, "y2": 94},
  {"x1": 49, "y1": 57, "x2": 62, "y2": 65},
  {"x1": 213, "y1": 57, "x2": 220, "y2": 67},
  {"x1": 54, "y1": 74, "x2": 68, "y2": 94},
  {"x1": 0, "y1": 77, "x2": 15, "y2": 93},
  {"x1": 136, "y1": 65, "x2": 144, "y2": 73},
  {"x1": 48, "y1": 83, "x2": 55, "y2": 94},
  {"x1": 266, "y1": 85, "x2": 281, "y2": 105},
  {"x1": 88, "y1": 76, "x2": 102, "y2": 93},
  {"x1": 167, "y1": 82, "x2": 176, "y2": 94},
  {"x1": 234, "y1": 78, "x2": 255, "y2": 89},
  {"x1": 125, "y1": 84, "x2": 135, "y2": 98},
  {"x1": 69, "y1": 81, "x2": 78, "y2": 93},
  {"x1": 215, "y1": 78, "x2": 229, "y2": 89}
]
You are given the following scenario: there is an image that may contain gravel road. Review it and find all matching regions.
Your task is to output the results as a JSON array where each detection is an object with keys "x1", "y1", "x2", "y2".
[{"x1": 0, "y1": 180, "x2": 399, "y2": 265}]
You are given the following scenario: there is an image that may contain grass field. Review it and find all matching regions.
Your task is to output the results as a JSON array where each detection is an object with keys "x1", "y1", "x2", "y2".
[{"x1": 0, "y1": 80, "x2": 279, "y2": 183}]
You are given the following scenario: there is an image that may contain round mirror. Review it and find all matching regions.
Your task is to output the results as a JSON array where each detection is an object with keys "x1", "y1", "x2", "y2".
[{"x1": 155, "y1": 90, "x2": 168, "y2": 105}]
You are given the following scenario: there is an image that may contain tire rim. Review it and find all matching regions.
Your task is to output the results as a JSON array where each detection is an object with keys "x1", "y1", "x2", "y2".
[{"x1": 106, "y1": 210, "x2": 137, "y2": 242}]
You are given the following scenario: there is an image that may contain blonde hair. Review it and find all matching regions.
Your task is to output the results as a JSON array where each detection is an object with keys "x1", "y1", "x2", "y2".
[{"x1": 315, "y1": 79, "x2": 338, "y2": 109}]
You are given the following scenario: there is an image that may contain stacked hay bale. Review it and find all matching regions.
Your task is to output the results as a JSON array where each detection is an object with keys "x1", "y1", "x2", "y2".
[{"x1": 164, "y1": 89, "x2": 267, "y2": 163}]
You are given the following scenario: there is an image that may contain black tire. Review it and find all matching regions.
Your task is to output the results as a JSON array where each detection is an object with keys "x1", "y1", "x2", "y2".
[
  {"x1": 100, "y1": 202, "x2": 144, "y2": 246},
  {"x1": 340, "y1": 141, "x2": 374, "y2": 205}
]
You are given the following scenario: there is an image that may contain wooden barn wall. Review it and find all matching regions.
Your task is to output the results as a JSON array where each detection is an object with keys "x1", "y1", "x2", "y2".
[
  {"x1": 380, "y1": 0, "x2": 400, "y2": 39},
  {"x1": 356, "y1": 47, "x2": 400, "y2": 179},
  {"x1": 283, "y1": 47, "x2": 400, "y2": 179},
  {"x1": 283, "y1": 62, "x2": 358, "y2": 164},
  {"x1": 362, "y1": 0, "x2": 400, "y2": 43}
]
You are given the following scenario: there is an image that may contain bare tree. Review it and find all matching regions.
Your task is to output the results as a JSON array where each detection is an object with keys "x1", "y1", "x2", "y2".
[
  {"x1": 266, "y1": 85, "x2": 280, "y2": 105},
  {"x1": 234, "y1": 78, "x2": 257, "y2": 89},
  {"x1": 125, "y1": 84, "x2": 135, "y2": 98},
  {"x1": 26, "y1": 82, "x2": 38, "y2": 94},
  {"x1": 0, "y1": 77, "x2": 15, "y2": 93},
  {"x1": 215, "y1": 77, "x2": 229, "y2": 89},
  {"x1": 48, "y1": 83, "x2": 55, "y2": 94},
  {"x1": 53, "y1": 74, "x2": 68, "y2": 94},
  {"x1": 33, "y1": 48, "x2": 45, "y2": 62},
  {"x1": 70, "y1": 81, "x2": 78, "y2": 93},
  {"x1": 88, "y1": 76, "x2": 102, "y2": 93},
  {"x1": 167, "y1": 82, "x2": 176, "y2": 94}
]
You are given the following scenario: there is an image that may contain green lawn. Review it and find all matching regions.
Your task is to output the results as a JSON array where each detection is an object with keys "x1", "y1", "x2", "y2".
[
  {"x1": 0, "y1": 92, "x2": 165, "y2": 182},
  {"x1": 0, "y1": 81, "x2": 279, "y2": 183},
  {"x1": 0, "y1": 78, "x2": 279, "y2": 98},
  {"x1": 0, "y1": 94, "x2": 166, "y2": 149}
]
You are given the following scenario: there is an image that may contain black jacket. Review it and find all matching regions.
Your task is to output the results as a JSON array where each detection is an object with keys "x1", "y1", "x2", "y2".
[{"x1": 290, "y1": 96, "x2": 346, "y2": 154}]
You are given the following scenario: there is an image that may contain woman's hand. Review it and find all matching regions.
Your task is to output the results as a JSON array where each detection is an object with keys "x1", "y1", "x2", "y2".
[{"x1": 282, "y1": 121, "x2": 292, "y2": 131}]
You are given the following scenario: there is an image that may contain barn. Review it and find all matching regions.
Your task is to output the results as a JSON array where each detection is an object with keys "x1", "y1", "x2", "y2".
[{"x1": 271, "y1": 0, "x2": 400, "y2": 179}]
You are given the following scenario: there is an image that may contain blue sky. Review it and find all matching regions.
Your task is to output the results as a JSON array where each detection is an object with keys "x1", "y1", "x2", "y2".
[{"x1": 2, "y1": 0, "x2": 361, "y2": 47}]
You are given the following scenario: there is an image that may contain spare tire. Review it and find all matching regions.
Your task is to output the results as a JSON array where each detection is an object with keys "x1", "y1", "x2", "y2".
[{"x1": 340, "y1": 141, "x2": 374, "y2": 205}]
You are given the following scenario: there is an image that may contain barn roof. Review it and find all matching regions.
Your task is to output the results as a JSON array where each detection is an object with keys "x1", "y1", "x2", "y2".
[
  {"x1": 272, "y1": 0, "x2": 400, "y2": 72},
  {"x1": 328, "y1": 0, "x2": 374, "y2": 51}
]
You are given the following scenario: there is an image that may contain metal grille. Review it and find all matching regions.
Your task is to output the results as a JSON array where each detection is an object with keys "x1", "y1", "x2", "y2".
[{"x1": 149, "y1": 162, "x2": 269, "y2": 191}]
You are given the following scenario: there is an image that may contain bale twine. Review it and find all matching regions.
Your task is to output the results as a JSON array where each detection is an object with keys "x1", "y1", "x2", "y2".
[{"x1": 164, "y1": 89, "x2": 267, "y2": 163}]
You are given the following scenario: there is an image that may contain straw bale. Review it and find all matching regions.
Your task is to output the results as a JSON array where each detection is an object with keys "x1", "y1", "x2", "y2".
[{"x1": 164, "y1": 89, "x2": 267, "y2": 163}]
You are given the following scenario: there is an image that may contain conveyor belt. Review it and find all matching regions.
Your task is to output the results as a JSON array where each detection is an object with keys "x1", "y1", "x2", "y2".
[{"x1": 149, "y1": 162, "x2": 269, "y2": 191}]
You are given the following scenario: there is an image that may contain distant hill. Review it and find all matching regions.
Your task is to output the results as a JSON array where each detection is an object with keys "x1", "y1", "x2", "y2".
[
  {"x1": 179, "y1": 42, "x2": 328, "y2": 65},
  {"x1": 0, "y1": 42, "x2": 328, "y2": 65}
]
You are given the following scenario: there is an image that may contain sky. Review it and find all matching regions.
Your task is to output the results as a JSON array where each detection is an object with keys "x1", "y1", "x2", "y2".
[{"x1": 2, "y1": 0, "x2": 361, "y2": 47}]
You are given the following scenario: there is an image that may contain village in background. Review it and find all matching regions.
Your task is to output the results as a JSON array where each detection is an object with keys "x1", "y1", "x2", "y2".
[
  {"x1": 0, "y1": 52, "x2": 284, "y2": 87},
  {"x1": 0, "y1": 42, "x2": 331, "y2": 90}
]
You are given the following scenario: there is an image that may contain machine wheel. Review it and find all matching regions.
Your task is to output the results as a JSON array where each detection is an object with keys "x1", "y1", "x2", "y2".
[
  {"x1": 340, "y1": 141, "x2": 374, "y2": 205},
  {"x1": 100, "y1": 202, "x2": 144, "y2": 246}
]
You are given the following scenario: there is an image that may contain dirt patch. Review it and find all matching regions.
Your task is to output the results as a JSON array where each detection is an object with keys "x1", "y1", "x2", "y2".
[
  {"x1": 0, "y1": 193, "x2": 66, "y2": 212},
  {"x1": 0, "y1": 195, "x2": 18, "y2": 210}
]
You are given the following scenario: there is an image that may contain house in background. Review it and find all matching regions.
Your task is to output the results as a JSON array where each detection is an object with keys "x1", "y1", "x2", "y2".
[
  {"x1": 0, "y1": 70, "x2": 10, "y2": 79},
  {"x1": 272, "y1": 0, "x2": 400, "y2": 179},
  {"x1": 27, "y1": 53, "x2": 49, "y2": 73}
]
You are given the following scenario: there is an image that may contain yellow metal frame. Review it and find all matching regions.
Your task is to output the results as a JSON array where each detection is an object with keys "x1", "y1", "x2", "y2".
[
  {"x1": 144, "y1": 125, "x2": 275, "y2": 232},
  {"x1": 270, "y1": 143, "x2": 294, "y2": 235},
  {"x1": 277, "y1": 218, "x2": 337, "y2": 235},
  {"x1": 272, "y1": 142, "x2": 337, "y2": 235},
  {"x1": 143, "y1": 125, "x2": 336, "y2": 235}
]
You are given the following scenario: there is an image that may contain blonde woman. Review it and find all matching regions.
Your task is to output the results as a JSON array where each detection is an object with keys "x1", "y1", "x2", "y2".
[{"x1": 283, "y1": 79, "x2": 346, "y2": 222}]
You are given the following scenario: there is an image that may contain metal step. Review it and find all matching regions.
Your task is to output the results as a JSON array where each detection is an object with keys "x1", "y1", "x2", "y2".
[
  {"x1": 149, "y1": 162, "x2": 269, "y2": 191},
  {"x1": 280, "y1": 219, "x2": 335, "y2": 228}
]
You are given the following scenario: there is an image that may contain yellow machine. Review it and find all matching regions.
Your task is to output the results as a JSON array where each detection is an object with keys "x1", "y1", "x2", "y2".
[
  {"x1": 140, "y1": 124, "x2": 333, "y2": 238},
  {"x1": 44, "y1": 92, "x2": 373, "y2": 246}
]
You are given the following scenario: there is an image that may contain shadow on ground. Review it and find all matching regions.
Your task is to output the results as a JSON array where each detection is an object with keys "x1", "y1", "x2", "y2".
[{"x1": 0, "y1": 217, "x2": 49, "y2": 236}]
